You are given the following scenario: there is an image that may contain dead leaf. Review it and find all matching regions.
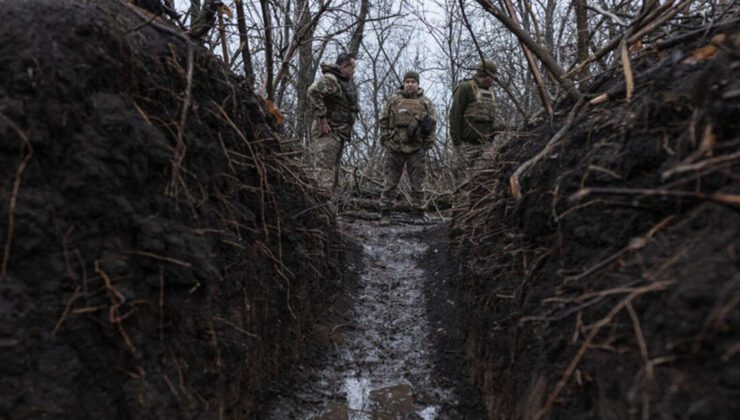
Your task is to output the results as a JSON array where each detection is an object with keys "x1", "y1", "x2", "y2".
[
  {"x1": 682, "y1": 33, "x2": 727, "y2": 65},
  {"x1": 218, "y1": 5, "x2": 233, "y2": 19},
  {"x1": 264, "y1": 99, "x2": 284, "y2": 126}
]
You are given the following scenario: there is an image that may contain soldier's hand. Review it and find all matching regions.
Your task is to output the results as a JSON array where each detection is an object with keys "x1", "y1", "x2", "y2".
[
  {"x1": 420, "y1": 115, "x2": 436, "y2": 136},
  {"x1": 319, "y1": 117, "x2": 331, "y2": 134}
]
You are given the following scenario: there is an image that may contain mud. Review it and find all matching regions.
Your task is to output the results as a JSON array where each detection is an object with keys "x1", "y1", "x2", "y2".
[
  {"x1": 0, "y1": 1, "x2": 338, "y2": 418},
  {"x1": 452, "y1": 23, "x2": 740, "y2": 419},
  {"x1": 257, "y1": 217, "x2": 485, "y2": 419}
]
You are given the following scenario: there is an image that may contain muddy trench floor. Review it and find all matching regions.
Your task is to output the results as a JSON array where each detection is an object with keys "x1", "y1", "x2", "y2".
[{"x1": 255, "y1": 213, "x2": 485, "y2": 419}]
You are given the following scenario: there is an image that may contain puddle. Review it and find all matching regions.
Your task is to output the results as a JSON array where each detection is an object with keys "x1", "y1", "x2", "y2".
[{"x1": 263, "y1": 219, "x2": 459, "y2": 419}]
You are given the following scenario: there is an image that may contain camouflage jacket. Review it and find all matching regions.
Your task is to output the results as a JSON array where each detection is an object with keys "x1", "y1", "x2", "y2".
[
  {"x1": 449, "y1": 78, "x2": 497, "y2": 145},
  {"x1": 379, "y1": 89, "x2": 437, "y2": 154},
  {"x1": 307, "y1": 64, "x2": 359, "y2": 130}
]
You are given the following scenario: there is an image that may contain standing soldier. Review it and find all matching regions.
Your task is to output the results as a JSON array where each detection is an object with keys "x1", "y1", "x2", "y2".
[
  {"x1": 379, "y1": 71, "x2": 437, "y2": 216},
  {"x1": 307, "y1": 53, "x2": 359, "y2": 190},
  {"x1": 449, "y1": 58, "x2": 498, "y2": 184}
]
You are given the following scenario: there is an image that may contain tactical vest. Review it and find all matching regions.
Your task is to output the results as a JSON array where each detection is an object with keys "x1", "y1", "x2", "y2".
[
  {"x1": 463, "y1": 83, "x2": 496, "y2": 123},
  {"x1": 393, "y1": 97, "x2": 427, "y2": 127},
  {"x1": 324, "y1": 73, "x2": 357, "y2": 124},
  {"x1": 461, "y1": 82, "x2": 497, "y2": 144}
]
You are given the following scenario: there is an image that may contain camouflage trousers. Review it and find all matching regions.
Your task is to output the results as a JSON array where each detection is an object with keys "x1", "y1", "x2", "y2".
[
  {"x1": 453, "y1": 142, "x2": 488, "y2": 186},
  {"x1": 380, "y1": 150, "x2": 426, "y2": 208},
  {"x1": 310, "y1": 121, "x2": 351, "y2": 190}
]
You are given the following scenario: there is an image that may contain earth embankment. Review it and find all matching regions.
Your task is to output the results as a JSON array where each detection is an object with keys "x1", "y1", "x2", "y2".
[
  {"x1": 0, "y1": 1, "x2": 339, "y2": 418},
  {"x1": 453, "y1": 24, "x2": 740, "y2": 419}
]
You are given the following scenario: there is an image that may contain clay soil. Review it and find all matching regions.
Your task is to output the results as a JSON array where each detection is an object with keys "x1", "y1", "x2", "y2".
[
  {"x1": 452, "y1": 21, "x2": 740, "y2": 420},
  {"x1": 0, "y1": 1, "x2": 339, "y2": 418}
]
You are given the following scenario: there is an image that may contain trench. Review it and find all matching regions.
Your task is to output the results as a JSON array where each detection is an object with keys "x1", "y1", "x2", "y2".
[{"x1": 261, "y1": 216, "x2": 475, "y2": 419}]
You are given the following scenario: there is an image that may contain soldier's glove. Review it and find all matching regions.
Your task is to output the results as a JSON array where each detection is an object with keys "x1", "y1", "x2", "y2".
[
  {"x1": 380, "y1": 130, "x2": 392, "y2": 146},
  {"x1": 405, "y1": 120, "x2": 420, "y2": 141},
  {"x1": 419, "y1": 115, "x2": 436, "y2": 136}
]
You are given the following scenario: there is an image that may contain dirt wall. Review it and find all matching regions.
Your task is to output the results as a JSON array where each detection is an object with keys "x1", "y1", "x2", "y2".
[
  {"x1": 0, "y1": 1, "x2": 338, "y2": 418},
  {"x1": 453, "y1": 25, "x2": 740, "y2": 419}
]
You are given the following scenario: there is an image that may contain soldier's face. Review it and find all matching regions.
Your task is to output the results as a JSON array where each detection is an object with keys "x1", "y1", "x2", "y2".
[
  {"x1": 340, "y1": 59, "x2": 357, "y2": 78},
  {"x1": 478, "y1": 74, "x2": 494, "y2": 88},
  {"x1": 403, "y1": 78, "x2": 419, "y2": 94}
]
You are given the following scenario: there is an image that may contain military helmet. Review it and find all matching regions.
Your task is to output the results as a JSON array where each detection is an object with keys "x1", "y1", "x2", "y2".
[{"x1": 476, "y1": 59, "x2": 497, "y2": 76}]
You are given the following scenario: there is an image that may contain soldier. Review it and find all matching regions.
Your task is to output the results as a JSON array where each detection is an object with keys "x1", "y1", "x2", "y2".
[
  {"x1": 379, "y1": 71, "x2": 437, "y2": 216},
  {"x1": 449, "y1": 58, "x2": 499, "y2": 184},
  {"x1": 307, "y1": 53, "x2": 359, "y2": 190}
]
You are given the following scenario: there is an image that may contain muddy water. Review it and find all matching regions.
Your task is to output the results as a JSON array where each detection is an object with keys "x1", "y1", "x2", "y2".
[{"x1": 264, "y1": 218, "x2": 461, "y2": 419}]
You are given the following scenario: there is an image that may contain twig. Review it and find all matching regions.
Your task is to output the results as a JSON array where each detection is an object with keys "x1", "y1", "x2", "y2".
[
  {"x1": 533, "y1": 294, "x2": 634, "y2": 420},
  {"x1": 159, "y1": 265, "x2": 165, "y2": 343},
  {"x1": 213, "y1": 103, "x2": 270, "y2": 239},
  {"x1": 213, "y1": 316, "x2": 261, "y2": 340},
  {"x1": 510, "y1": 98, "x2": 588, "y2": 199},
  {"x1": 95, "y1": 260, "x2": 141, "y2": 358},
  {"x1": 565, "y1": 0, "x2": 692, "y2": 79},
  {"x1": 619, "y1": 37, "x2": 634, "y2": 101},
  {"x1": 627, "y1": 301, "x2": 653, "y2": 420},
  {"x1": 661, "y1": 150, "x2": 740, "y2": 180},
  {"x1": 0, "y1": 112, "x2": 34, "y2": 279},
  {"x1": 570, "y1": 186, "x2": 740, "y2": 207},
  {"x1": 120, "y1": 1, "x2": 194, "y2": 198},
  {"x1": 533, "y1": 280, "x2": 671, "y2": 420},
  {"x1": 52, "y1": 286, "x2": 82, "y2": 336},
  {"x1": 587, "y1": 4, "x2": 627, "y2": 26},
  {"x1": 502, "y1": 0, "x2": 554, "y2": 122},
  {"x1": 563, "y1": 217, "x2": 675, "y2": 284},
  {"x1": 124, "y1": 11, "x2": 158, "y2": 34},
  {"x1": 125, "y1": 249, "x2": 192, "y2": 267}
]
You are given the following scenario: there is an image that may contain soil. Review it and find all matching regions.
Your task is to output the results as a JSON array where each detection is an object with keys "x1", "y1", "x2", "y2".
[
  {"x1": 451, "y1": 22, "x2": 740, "y2": 420},
  {"x1": 0, "y1": 1, "x2": 338, "y2": 418},
  {"x1": 253, "y1": 216, "x2": 485, "y2": 419},
  {"x1": 2, "y1": 1, "x2": 738, "y2": 420}
]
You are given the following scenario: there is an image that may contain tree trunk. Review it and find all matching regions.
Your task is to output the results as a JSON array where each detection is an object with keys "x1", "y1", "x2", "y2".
[
  {"x1": 261, "y1": 0, "x2": 275, "y2": 99},
  {"x1": 234, "y1": 0, "x2": 255, "y2": 88},
  {"x1": 349, "y1": 0, "x2": 370, "y2": 57},
  {"x1": 574, "y1": 0, "x2": 591, "y2": 82},
  {"x1": 295, "y1": 0, "x2": 319, "y2": 147}
]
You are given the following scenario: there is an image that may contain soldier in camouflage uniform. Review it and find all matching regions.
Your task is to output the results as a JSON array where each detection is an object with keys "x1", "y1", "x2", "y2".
[
  {"x1": 307, "y1": 53, "x2": 359, "y2": 190},
  {"x1": 449, "y1": 59, "x2": 499, "y2": 184},
  {"x1": 379, "y1": 71, "x2": 437, "y2": 214}
]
